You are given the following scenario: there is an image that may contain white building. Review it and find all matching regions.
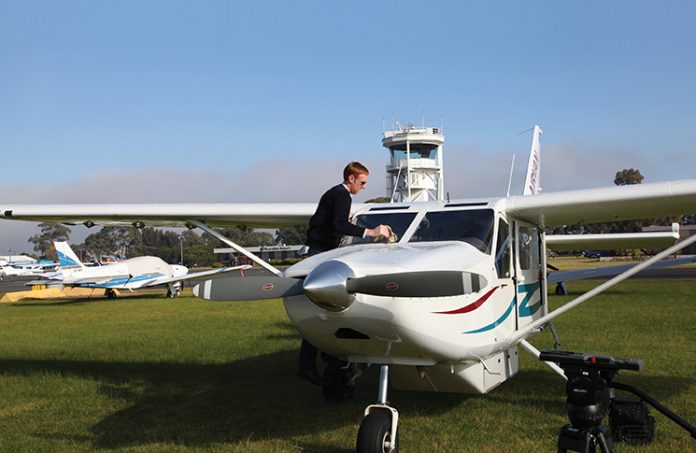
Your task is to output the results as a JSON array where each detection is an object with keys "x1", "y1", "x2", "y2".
[{"x1": 382, "y1": 124, "x2": 445, "y2": 202}]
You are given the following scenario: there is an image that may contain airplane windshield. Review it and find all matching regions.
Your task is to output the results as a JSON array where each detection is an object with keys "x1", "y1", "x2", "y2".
[
  {"x1": 409, "y1": 209, "x2": 495, "y2": 254},
  {"x1": 341, "y1": 212, "x2": 418, "y2": 246}
]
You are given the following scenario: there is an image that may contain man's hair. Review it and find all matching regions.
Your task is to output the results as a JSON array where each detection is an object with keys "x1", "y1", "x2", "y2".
[{"x1": 343, "y1": 161, "x2": 369, "y2": 181}]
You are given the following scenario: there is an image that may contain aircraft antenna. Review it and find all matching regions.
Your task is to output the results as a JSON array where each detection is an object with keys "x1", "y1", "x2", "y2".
[{"x1": 507, "y1": 154, "x2": 516, "y2": 197}]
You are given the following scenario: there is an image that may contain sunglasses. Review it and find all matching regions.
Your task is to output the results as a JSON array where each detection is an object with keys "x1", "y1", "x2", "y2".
[{"x1": 352, "y1": 176, "x2": 367, "y2": 186}]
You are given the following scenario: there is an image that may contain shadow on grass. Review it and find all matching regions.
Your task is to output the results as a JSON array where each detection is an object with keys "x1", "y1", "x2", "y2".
[
  {"x1": 0, "y1": 353, "x2": 454, "y2": 450},
  {"x1": 1, "y1": 355, "x2": 691, "y2": 450}
]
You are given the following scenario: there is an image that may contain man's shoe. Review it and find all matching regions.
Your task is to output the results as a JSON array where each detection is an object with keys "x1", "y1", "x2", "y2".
[{"x1": 297, "y1": 369, "x2": 325, "y2": 386}]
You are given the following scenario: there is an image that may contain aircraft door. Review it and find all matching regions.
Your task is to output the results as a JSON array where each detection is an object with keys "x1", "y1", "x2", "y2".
[{"x1": 514, "y1": 222, "x2": 544, "y2": 329}]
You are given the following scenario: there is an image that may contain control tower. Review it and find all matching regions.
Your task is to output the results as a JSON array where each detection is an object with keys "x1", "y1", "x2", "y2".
[{"x1": 382, "y1": 123, "x2": 445, "y2": 202}]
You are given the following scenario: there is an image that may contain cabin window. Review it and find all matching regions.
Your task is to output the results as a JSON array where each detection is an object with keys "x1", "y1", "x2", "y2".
[
  {"x1": 342, "y1": 212, "x2": 417, "y2": 246},
  {"x1": 518, "y1": 226, "x2": 539, "y2": 270},
  {"x1": 495, "y1": 220, "x2": 511, "y2": 278},
  {"x1": 409, "y1": 209, "x2": 495, "y2": 254}
]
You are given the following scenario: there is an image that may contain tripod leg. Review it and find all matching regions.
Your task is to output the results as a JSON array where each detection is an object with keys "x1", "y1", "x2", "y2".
[
  {"x1": 595, "y1": 431, "x2": 614, "y2": 453},
  {"x1": 580, "y1": 432, "x2": 594, "y2": 453}
]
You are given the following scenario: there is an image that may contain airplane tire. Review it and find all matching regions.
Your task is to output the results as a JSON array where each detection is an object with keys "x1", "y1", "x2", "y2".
[
  {"x1": 356, "y1": 411, "x2": 398, "y2": 453},
  {"x1": 322, "y1": 365, "x2": 354, "y2": 403}
]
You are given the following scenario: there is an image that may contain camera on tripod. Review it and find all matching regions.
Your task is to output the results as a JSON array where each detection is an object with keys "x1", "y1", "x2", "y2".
[{"x1": 540, "y1": 350, "x2": 696, "y2": 453}]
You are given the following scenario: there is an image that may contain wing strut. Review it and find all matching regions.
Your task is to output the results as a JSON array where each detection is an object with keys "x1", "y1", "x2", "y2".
[
  {"x1": 505, "y1": 232, "x2": 696, "y2": 347},
  {"x1": 520, "y1": 340, "x2": 566, "y2": 379},
  {"x1": 188, "y1": 219, "x2": 283, "y2": 276}
]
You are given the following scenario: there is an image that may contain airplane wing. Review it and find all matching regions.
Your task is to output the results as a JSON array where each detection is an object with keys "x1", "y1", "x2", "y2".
[
  {"x1": 504, "y1": 179, "x2": 696, "y2": 227},
  {"x1": 547, "y1": 256, "x2": 696, "y2": 283},
  {"x1": 546, "y1": 225, "x2": 680, "y2": 251},
  {"x1": 140, "y1": 265, "x2": 251, "y2": 287},
  {"x1": 0, "y1": 203, "x2": 325, "y2": 228}
]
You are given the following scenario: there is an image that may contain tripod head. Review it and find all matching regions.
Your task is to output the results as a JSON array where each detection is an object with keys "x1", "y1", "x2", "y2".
[{"x1": 540, "y1": 350, "x2": 643, "y2": 430}]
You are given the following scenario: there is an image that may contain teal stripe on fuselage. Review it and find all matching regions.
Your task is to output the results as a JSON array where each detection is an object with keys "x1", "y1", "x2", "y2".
[
  {"x1": 81, "y1": 273, "x2": 165, "y2": 289},
  {"x1": 463, "y1": 298, "x2": 516, "y2": 334},
  {"x1": 518, "y1": 281, "x2": 542, "y2": 317}
]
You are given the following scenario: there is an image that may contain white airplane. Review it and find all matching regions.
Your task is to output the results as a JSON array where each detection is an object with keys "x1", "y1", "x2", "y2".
[
  {"x1": 0, "y1": 259, "x2": 58, "y2": 279},
  {"x1": 34, "y1": 241, "x2": 249, "y2": 298},
  {"x1": 1, "y1": 128, "x2": 696, "y2": 452}
]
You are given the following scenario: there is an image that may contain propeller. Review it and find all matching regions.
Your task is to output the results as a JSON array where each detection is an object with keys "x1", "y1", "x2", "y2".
[
  {"x1": 193, "y1": 276, "x2": 303, "y2": 301},
  {"x1": 346, "y1": 271, "x2": 485, "y2": 298},
  {"x1": 193, "y1": 261, "x2": 487, "y2": 310}
]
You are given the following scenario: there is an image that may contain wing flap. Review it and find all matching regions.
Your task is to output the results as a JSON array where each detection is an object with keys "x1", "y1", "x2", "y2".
[{"x1": 546, "y1": 228, "x2": 680, "y2": 251}]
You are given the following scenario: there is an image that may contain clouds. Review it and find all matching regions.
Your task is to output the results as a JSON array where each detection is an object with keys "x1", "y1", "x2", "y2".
[{"x1": 2, "y1": 142, "x2": 695, "y2": 254}]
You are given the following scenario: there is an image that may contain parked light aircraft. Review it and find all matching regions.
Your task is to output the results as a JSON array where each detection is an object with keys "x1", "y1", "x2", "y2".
[
  {"x1": 0, "y1": 259, "x2": 58, "y2": 279},
  {"x1": 1, "y1": 127, "x2": 696, "y2": 452},
  {"x1": 35, "y1": 241, "x2": 249, "y2": 298}
]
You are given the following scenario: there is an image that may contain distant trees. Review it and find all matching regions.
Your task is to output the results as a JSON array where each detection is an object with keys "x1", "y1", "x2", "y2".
[
  {"x1": 614, "y1": 168, "x2": 644, "y2": 186},
  {"x1": 63, "y1": 224, "x2": 275, "y2": 267},
  {"x1": 365, "y1": 196, "x2": 390, "y2": 203},
  {"x1": 27, "y1": 223, "x2": 71, "y2": 260},
  {"x1": 550, "y1": 168, "x2": 683, "y2": 255},
  {"x1": 275, "y1": 225, "x2": 307, "y2": 245}
]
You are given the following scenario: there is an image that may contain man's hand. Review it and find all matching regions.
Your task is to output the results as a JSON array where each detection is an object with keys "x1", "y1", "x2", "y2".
[{"x1": 367, "y1": 224, "x2": 392, "y2": 239}]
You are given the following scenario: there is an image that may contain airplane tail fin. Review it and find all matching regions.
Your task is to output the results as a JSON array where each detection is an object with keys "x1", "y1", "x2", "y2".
[
  {"x1": 523, "y1": 125, "x2": 542, "y2": 195},
  {"x1": 54, "y1": 241, "x2": 84, "y2": 269}
]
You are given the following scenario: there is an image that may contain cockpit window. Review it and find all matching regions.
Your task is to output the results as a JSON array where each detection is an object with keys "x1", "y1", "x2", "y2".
[
  {"x1": 409, "y1": 209, "x2": 495, "y2": 254},
  {"x1": 341, "y1": 212, "x2": 417, "y2": 246}
]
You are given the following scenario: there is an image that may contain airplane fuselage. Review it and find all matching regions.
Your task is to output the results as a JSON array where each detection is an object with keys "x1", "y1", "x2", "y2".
[{"x1": 281, "y1": 200, "x2": 547, "y2": 393}]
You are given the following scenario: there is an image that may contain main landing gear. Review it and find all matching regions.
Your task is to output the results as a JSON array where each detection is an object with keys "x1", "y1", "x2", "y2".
[
  {"x1": 356, "y1": 365, "x2": 399, "y2": 453},
  {"x1": 166, "y1": 283, "x2": 182, "y2": 298}
]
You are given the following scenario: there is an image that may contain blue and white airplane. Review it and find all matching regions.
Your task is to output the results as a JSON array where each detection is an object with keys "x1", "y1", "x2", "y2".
[
  {"x1": 38, "y1": 241, "x2": 248, "y2": 298},
  {"x1": 0, "y1": 259, "x2": 58, "y2": 279}
]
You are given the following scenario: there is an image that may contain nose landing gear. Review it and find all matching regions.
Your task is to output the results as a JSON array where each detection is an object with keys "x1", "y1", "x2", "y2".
[{"x1": 356, "y1": 365, "x2": 399, "y2": 453}]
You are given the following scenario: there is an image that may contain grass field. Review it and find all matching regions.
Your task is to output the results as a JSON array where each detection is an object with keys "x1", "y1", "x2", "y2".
[{"x1": 0, "y1": 279, "x2": 694, "y2": 452}]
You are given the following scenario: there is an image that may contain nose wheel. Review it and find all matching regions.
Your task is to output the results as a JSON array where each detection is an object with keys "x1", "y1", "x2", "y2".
[{"x1": 356, "y1": 365, "x2": 399, "y2": 453}]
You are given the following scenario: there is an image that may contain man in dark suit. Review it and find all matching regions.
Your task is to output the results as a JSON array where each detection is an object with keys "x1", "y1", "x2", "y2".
[{"x1": 297, "y1": 162, "x2": 391, "y2": 385}]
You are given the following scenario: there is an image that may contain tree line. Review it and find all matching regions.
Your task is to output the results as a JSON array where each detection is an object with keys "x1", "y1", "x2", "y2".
[
  {"x1": 25, "y1": 169, "x2": 695, "y2": 263},
  {"x1": 28, "y1": 224, "x2": 280, "y2": 267}
]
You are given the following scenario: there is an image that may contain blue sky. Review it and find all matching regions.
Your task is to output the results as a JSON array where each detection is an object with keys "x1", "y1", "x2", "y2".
[{"x1": 1, "y1": 1, "x2": 696, "y2": 252}]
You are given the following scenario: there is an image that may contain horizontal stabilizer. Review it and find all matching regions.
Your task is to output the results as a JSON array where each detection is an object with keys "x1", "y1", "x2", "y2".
[
  {"x1": 193, "y1": 275, "x2": 304, "y2": 301},
  {"x1": 347, "y1": 271, "x2": 486, "y2": 297},
  {"x1": 548, "y1": 256, "x2": 696, "y2": 283}
]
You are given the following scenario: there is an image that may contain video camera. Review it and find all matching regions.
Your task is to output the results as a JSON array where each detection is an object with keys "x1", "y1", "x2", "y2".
[
  {"x1": 539, "y1": 350, "x2": 642, "y2": 374},
  {"x1": 540, "y1": 350, "x2": 696, "y2": 452}
]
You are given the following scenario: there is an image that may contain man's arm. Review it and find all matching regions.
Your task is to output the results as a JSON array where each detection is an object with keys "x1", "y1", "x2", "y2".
[{"x1": 332, "y1": 191, "x2": 391, "y2": 239}]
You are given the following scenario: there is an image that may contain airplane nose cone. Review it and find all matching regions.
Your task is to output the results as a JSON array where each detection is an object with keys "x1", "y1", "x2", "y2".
[{"x1": 303, "y1": 260, "x2": 355, "y2": 312}]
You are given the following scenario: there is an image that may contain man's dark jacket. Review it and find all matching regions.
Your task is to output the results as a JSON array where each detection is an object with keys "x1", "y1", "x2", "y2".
[{"x1": 306, "y1": 184, "x2": 366, "y2": 251}]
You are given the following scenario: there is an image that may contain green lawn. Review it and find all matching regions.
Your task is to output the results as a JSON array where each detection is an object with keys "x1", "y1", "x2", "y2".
[{"x1": 0, "y1": 279, "x2": 694, "y2": 452}]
